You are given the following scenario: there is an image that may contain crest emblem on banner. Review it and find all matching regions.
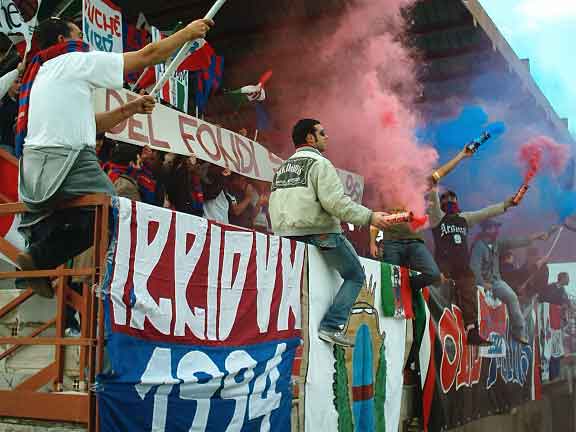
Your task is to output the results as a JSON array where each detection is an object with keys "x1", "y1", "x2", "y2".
[{"x1": 332, "y1": 274, "x2": 387, "y2": 431}]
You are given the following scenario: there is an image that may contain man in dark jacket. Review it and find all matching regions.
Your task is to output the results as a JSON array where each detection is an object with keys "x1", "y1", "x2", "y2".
[{"x1": 470, "y1": 221, "x2": 548, "y2": 344}]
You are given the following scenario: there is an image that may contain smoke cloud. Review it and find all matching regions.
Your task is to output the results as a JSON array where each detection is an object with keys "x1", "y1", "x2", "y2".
[
  {"x1": 235, "y1": 0, "x2": 436, "y2": 215},
  {"x1": 518, "y1": 135, "x2": 570, "y2": 183}
]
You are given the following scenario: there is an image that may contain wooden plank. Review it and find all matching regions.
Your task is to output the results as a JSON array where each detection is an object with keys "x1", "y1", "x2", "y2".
[
  {"x1": 66, "y1": 288, "x2": 85, "y2": 314},
  {"x1": 0, "y1": 236, "x2": 22, "y2": 263},
  {"x1": 0, "y1": 202, "x2": 26, "y2": 214},
  {"x1": 15, "y1": 362, "x2": 57, "y2": 391},
  {"x1": 0, "y1": 390, "x2": 89, "y2": 423},
  {"x1": 0, "y1": 318, "x2": 56, "y2": 361},
  {"x1": 0, "y1": 289, "x2": 33, "y2": 320},
  {"x1": 54, "y1": 275, "x2": 66, "y2": 391},
  {"x1": 0, "y1": 268, "x2": 94, "y2": 280},
  {"x1": 0, "y1": 194, "x2": 110, "y2": 216},
  {"x1": 0, "y1": 337, "x2": 93, "y2": 346}
]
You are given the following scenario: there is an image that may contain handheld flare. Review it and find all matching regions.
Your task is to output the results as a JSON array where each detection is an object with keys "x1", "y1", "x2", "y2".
[
  {"x1": 383, "y1": 212, "x2": 428, "y2": 231},
  {"x1": 466, "y1": 131, "x2": 490, "y2": 154},
  {"x1": 512, "y1": 184, "x2": 530, "y2": 206}
]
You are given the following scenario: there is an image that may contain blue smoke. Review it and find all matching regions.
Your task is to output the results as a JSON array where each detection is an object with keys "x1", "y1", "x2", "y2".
[{"x1": 419, "y1": 105, "x2": 576, "y2": 224}]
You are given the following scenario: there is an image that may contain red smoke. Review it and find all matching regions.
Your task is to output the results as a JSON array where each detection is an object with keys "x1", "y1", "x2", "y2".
[
  {"x1": 410, "y1": 214, "x2": 428, "y2": 231},
  {"x1": 230, "y1": 0, "x2": 436, "y2": 215},
  {"x1": 518, "y1": 136, "x2": 569, "y2": 183}
]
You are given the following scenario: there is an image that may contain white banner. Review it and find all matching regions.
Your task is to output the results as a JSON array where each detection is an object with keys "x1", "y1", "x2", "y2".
[
  {"x1": 303, "y1": 249, "x2": 405, "y2": 432},
  {"x1": 95, "y1": 88, "x2": 364, "y2": 202},
  {"x1": 83, "y1": 0, "x2": 123, "y2": 53},
  {"x1": 0, "y1": 0, "x2": 42, "y2": 51}
]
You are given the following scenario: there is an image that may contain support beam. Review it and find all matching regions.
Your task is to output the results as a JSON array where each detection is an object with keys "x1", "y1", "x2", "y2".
[{"x1": 0, "y1": 391, "x2": 89, "y2": 423}]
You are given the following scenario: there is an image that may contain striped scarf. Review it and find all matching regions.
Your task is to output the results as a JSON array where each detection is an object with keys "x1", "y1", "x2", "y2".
[{"x1": 15, "y1": 41, "x2": 91, "y2": 157}]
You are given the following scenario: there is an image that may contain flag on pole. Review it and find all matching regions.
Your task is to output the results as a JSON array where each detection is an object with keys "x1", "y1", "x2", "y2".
[
  {"x1": 2, "y1": 0, "x2": 43, "y2": 54},
  {"x1": 124, "y1": 13, "x2": 150, "y2": 83},
  {"x1": 177, "y1": 39, "x2": 215, "y2": 73},
  {"x1": 147, "y1": 25, "x2": 193, "y2": 112},
  {"x1": 193, "y1": 54, "x2": 224, "y2": 113},
  {"x1": 225, "y1": 70, "x2": 272, "y2": 110},
  {"x1": 150, "y1": 26, "x2": 170, "y2": 102},
  {"x1": 380, "y1": 263, "x2": 414, "y2": 319}
]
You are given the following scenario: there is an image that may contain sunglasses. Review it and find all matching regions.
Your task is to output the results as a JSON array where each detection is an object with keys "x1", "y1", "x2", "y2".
[{"x1": 317, "y1": 129, "x2": 327, "y2": 137}]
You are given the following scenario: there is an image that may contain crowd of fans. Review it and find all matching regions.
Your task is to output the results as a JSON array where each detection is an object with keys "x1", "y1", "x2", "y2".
[
  {"x1": 0, "y1": 16, "x2": 573, "y2": 350},
  {"x1": 0, "y1": 58, "x2": 272, "y2": 235},
  {"x1": 96, "y1": 136, "x2": 273, "y2": 232}
]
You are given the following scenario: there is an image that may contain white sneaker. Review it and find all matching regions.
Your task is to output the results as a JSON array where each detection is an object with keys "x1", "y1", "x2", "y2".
[{"x1": 318, "y1": 329, "x2": 354, "y2": 347}]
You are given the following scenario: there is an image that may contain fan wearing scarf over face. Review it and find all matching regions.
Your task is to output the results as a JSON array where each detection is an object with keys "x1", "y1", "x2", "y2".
[
  {"x1": 15, "y1": 17, "x2": 213, "y2": 298},
  {"x1": 427, "y1": 145, "x2": 519, "y2": 345}
]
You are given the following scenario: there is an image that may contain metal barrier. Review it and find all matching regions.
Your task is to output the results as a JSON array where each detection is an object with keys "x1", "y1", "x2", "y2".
[{"x1": 0, "y1": 192, "x2": 110, "y2": 431}]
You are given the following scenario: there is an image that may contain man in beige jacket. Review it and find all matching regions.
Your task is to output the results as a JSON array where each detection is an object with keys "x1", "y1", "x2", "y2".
[{"x1": 269, "y1": 118, "x2": 391, "y2": 347}]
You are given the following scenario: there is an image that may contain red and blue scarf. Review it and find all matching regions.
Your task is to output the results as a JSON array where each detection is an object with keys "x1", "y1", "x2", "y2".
[{"x1": 15, "y1": 40, "x2": 91, "y2": 157}]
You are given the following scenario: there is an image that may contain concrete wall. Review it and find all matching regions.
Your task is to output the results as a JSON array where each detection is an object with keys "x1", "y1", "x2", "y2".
[{"x1": 396, "y1": 378, "x2": 574, "y2": 432}]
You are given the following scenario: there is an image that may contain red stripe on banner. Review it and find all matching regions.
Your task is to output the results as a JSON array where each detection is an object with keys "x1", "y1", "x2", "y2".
[
  {"x1": 422, "y1": 287, "x2": 430, "y2": 302},
  {"x1": 0, "y1": 150, "x2": 18, "y2": 237},
  {"x1": 550, "y1": 305, "x2": 563, "y2": 329},
  {"x1": 108, "y1": 201, "x2": 303, "y2": 346},
  {"x1": 0, "y1": 150, "x2": 18, "y2": 202},
  {"x1": 422, "y1": 317, "x2": 437, "y2": 432},
  {"x1": 99, "y1": 0, "x2": 122, "y2": 12},
  {"x1": 400, "y1": 267, "x2": 414, "y2": 319},
  {"x1": 162, "y1": 82, "x2": 170, "y2": 104},
  {"x1": 533, "y1": 304, "x2": 542, "y2": 400},
  {"x1": 352, "y1": 384, "x2": 374, "y2": 401},
  {"x1": 0, "y1": 215, "x2": 14, "y2": 238}
]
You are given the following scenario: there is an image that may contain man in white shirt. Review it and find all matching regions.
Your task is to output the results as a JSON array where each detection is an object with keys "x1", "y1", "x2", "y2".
[{"x1": 16, "y1": 17, "x2": 212, "y2": 297}]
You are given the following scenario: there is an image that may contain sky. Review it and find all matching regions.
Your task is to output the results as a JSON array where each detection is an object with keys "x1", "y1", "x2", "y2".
[{"x1": 479, "y1": 0, "x2": 576, "y2": 137}]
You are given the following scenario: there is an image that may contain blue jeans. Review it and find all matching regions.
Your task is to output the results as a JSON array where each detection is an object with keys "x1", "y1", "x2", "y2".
[
  {"x1": 380, "y1": 239, "x2": 441, "y2": 292},
  {"x1": 297, "y1": 233, "x2": 365, "y2": 331},
  {"x1": 492, "y1": 279, "x2": 525, "y2": 338}
]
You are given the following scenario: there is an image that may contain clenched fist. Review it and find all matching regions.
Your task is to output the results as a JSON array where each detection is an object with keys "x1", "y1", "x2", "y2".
[
  {"x1": 370, "y1": 212, "x2": 392, "y2": 230},
  {"x1": 186, "y1": 19, "x2": 214, "y2": 40},
  {"x1": 125, "y1": 95, "x2": 156, "y2": 116}
]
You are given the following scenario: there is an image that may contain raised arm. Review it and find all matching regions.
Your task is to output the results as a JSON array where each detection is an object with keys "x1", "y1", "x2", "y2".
[
  {"x1": 95, "y1": 95, "x2": 155, "y2": 133},
  {"x1": 230, "y1": 184, "x2": 255, "y2": 216},
  {"x1": 430, "y1": 145, "x2": 474, "y2": 184},
  {"x1": 123, "y1": 19, "x2": 213, "y2": 74},
  {"x1": 427, "y1": 185, "x2": 445, "y2": 227},
  {"x1": 461, "y1": 198, "x2": 513, "y2": 228},
  {"x1": 499, "y1": 231, "x2": 549, "y2": 251},
  {"x1": 0, "y1": 67, "x2": 20, "y2": 100}
]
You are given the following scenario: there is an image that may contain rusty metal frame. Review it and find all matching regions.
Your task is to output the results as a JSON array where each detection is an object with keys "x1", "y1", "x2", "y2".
[{"x1": 0, "y1": 193, "x2": 110, "y2": 431}]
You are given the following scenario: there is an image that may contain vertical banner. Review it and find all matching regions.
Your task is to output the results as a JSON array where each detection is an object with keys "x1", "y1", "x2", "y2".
[
  {"x1": 0, "y1": 0, "x2": 42, "y2": 51},
  {"x1": 83, "y1": 0, "x2": 123, "y2": 53},
  {"x1": 98, "y1": 198, "x2": 304, "y2": 431},
  {"x1": 150, "y1": 26, "x2": 172, "y2": 104},
  {"x1": 538, "y1": 303, "x2": 565, "y2": 382},
  {"x1": 170, "y1": 70, "x2": 189, "y2": 113},
  {"x1": 303, "y1": 251, "x2": 407, "y2": 432},
  {"x1": 419, "y1": 287, "x2": 540, "y2": 432}
]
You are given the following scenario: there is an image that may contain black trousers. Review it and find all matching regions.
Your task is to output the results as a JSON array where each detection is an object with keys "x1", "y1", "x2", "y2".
[
  {"x1": 438, "y1": 259, "x2": 478, "y2": 327},
  {"x1": 27, "y1": 208, "x2": 95, "y2": 270}
]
